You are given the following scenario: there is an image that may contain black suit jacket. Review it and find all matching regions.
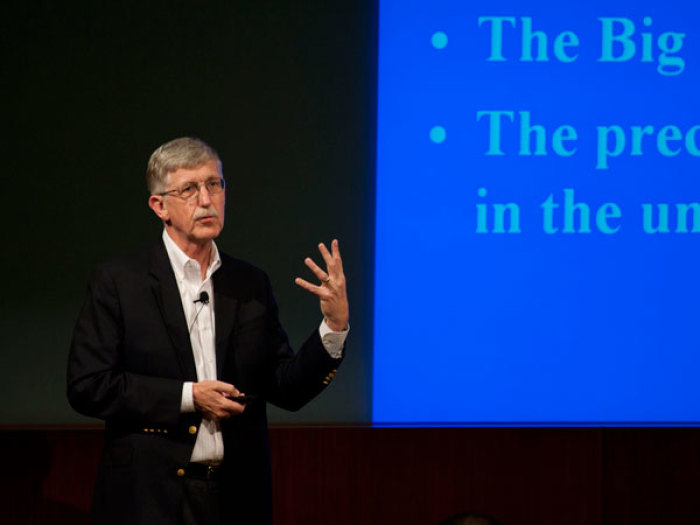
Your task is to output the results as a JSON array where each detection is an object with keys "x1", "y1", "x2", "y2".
[{"x1": 67, "y1": 240, "x2": 342, "y2": 525}]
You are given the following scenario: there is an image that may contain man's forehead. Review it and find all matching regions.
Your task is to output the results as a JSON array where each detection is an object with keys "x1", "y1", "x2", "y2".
[{"x1": 167, "y1": 160, "x2": 222, "y2": 181}]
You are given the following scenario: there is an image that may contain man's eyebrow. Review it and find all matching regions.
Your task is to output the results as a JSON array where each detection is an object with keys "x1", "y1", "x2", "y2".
[{"x1": 182, "y1": 175, "x2": 221, "y2": 183}]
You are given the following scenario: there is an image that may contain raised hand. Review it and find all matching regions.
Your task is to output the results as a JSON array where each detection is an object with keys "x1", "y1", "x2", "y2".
[{"x1": 294, "y1": 239, "x2": 349, "y2": 332}]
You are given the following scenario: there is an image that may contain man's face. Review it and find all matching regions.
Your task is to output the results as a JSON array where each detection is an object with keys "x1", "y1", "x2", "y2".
[{"x1": 148, "y1": 160, "x2": 226, "y2": 250}]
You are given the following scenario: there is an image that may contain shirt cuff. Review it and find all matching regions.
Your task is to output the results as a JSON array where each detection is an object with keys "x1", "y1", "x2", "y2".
[
  {"x1": 319, "y1": 319, "x2": 348, "y2": 359},
  {"x1": 181, "y1": 381, "x2": 196, "y2": 413}
]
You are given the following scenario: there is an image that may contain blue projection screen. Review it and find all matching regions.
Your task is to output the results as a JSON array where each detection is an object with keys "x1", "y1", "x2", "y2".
[{"x1": 373, "y1": 0, "x2": 700, "y2": 425}]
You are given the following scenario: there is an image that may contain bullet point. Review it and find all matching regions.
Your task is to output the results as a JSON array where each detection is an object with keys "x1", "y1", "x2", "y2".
[
  {"x1": 431, "y1": 31, "x2": 448, "y2": 49},
  {"x1": 430, "y1": 126, "x2": 446, "y2": 143}
]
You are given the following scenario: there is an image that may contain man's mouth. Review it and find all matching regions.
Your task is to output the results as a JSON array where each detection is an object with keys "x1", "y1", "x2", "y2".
[{"x1": 193, "y1": 208, "x2": 219, "y2": 223}]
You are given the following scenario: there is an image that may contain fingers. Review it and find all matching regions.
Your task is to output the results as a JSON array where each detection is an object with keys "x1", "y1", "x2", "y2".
[
  {"x1": 206, "y1": 380, "x2": 240, "y2": 398},
  {"x1": 219, "y1": 397, "x2": 246, "y2": 418},
  {"x1": 306, "y1": 239, "x2": 344, "y2": 281},
  {"x1": 295, "y1": 239, "x2": 347, "y2": 292},
  {"x1": 318, "y1": 242, "x2": 333, "y2": 269},
  {"x1": 295, "y1": 240, "x2": 349, "y2": 331},
  {"x1": 331, "y1": 239, "x2": 344, "y2": 272},
  {"x1": 323, "y1": 239, "x2": 344, "y2": 276},
  {"x1": 214, "y1": 380, "x2": 238, "y2": 395},
  {"x1": 193, "y1": 380, "x2": 246, "y2": 420},
  {"x1": 304, "y1": 257, "x2": 329, "y2": 282},
  {"x1": 295, "y1": 277, "x2": 325, "y2": 297}
]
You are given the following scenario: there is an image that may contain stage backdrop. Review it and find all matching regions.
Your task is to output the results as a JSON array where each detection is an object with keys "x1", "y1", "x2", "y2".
[
  {"x1": 3, "y1": 1, "x2": 698, "y2": 428},
  {"x1": 1, "y1": 1, "x2": 376, "y2": 425}
]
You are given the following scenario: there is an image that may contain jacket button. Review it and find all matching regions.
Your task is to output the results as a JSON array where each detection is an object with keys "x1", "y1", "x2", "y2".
[
  {"x1": 188, "y1": 426, "x2": 197, "y2": 435},
  {"x1": 177, "y1": 469, "x2": 185, "y2": 477}
]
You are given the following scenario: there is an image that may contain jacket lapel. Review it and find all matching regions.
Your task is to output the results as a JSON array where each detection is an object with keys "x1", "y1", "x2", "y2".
[
  {"x1": 213, "y1": 264, "x2": 238, "y2": 378},
  {"x1": 149, "y1": 241, "x2": 198, "y2": 381}
]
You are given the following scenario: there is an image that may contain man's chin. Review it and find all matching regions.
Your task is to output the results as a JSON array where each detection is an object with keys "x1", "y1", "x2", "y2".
[{"x1": 191, "y1": 223, "x2": 223, "y2": 241}]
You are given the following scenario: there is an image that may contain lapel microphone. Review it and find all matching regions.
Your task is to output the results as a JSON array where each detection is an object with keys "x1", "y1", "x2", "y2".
[
  {"x1": 189, "y1": 291, "x2": 210, "y2": 332},
  {"x1": 194, "y1": 291, "x2": 209, "y2": 305}
]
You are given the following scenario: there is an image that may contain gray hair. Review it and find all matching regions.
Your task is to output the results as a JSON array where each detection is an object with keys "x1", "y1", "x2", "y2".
[{"x1": 146, "y1": 137, "x2": 222, "y2": 194}]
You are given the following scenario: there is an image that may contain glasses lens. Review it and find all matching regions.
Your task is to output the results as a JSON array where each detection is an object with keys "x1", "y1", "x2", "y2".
[
  {"x1": 206, "y1": 180, "x2": 224, "y2": 194},
  {"x1": 179, "y1": 183, "x2": 197, "y2": 199}
]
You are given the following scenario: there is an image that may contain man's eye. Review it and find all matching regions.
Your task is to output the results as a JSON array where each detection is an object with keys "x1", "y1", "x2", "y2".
[
  {"x1": 180, "y1": 183, "x2": 196, "y2": 194},
  {"x1": 207, "y1": 181, "x2": 222, "y2": 191}
]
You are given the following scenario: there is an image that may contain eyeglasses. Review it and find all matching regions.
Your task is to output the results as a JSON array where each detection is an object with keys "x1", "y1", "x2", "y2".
[{"x1": 158, "y1": 178, "x2": 226, "y2": 200}]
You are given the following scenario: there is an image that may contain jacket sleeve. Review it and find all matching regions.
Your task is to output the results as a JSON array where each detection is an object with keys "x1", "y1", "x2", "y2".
[
  {"x1": 67, "y1": 264, "x2": 183, "y2": 426},
  {"x1": 258, "y1": 273, "x2": 344, "y2": 412}
]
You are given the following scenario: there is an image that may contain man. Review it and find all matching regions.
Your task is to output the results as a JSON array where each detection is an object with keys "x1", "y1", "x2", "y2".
[{"x1": 67, "y1": 137, "x2": 349, "y2": 525}]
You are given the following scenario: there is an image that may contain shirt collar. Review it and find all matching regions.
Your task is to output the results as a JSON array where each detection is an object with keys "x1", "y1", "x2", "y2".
[{"x1": 162, "y1": 229, "x2": 222, "y2": 283}]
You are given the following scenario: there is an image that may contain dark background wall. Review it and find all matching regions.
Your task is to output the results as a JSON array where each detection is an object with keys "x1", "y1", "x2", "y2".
[{"x1": 0, "y1": 0, "x2": 376, "y2": 424}]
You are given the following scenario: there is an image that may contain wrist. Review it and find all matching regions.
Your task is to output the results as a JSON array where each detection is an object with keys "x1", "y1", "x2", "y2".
[{"x1": 325, "y1": 317, "x2": 348, "y2": 332}]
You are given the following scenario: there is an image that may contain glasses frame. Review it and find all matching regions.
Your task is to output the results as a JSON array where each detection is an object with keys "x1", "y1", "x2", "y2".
[{"x1": 157, "y1": 178, "x2": 226, "y2": 200}]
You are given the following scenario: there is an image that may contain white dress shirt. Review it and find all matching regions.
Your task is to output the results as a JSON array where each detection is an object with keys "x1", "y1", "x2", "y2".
[
  {"x1": 162, "y1": 229, "x2": 347, "y2": 464},
  {"x1": 163, "y1": 229, "x2": 223, "y2": 463}
]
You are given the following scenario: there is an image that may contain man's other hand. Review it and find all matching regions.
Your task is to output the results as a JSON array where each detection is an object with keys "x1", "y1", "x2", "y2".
[{"x1": 193, "y1": 380, "x2": 246, "y2": 420}]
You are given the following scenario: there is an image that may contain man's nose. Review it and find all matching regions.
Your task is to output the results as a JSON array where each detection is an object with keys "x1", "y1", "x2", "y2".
[{"x1": 197, "y1": 184, "x2": 212, "y2": 206}]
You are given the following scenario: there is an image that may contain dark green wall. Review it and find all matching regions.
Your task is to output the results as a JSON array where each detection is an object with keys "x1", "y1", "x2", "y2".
[{"x1": 1, "y1": 1, "x2": 376, "y2": 424}]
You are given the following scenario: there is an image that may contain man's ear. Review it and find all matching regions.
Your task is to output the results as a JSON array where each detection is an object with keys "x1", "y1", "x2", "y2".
[{"x1": 148, "y1": 195, "x2": 169, "y2": 223}]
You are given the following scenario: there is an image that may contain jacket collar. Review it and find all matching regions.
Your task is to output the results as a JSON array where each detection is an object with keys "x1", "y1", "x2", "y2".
[
  {"x1": 212, "y1": 263, "x2": 238, "y2": 378},
  {"x1": 148, "y1": 240, "x2": 197, "y2": 381},
  {"x1": 148, "y1": 239, "x2": 239, "y2": 381}
]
